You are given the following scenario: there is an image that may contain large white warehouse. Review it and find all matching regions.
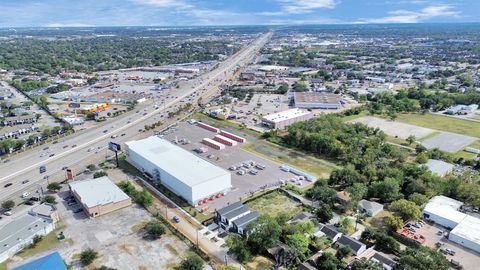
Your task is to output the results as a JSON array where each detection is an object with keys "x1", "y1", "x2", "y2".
[{"x1": 125, "y1": 136, "x2": 232, "y2": 206}]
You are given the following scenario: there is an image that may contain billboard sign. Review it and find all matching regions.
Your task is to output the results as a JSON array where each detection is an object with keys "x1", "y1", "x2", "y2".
[
  {"x1": 66, "y1": 168, "x2": 74, "y2": 181},
  {"x1": 108, "y1": 142, "x2": 121, "y2": 152}
]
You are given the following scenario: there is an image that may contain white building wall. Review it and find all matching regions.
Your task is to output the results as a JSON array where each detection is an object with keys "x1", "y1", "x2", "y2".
[
  {"x1": 126, "y1": 146, "x2": 231, "y2": 205},
  {"x1": 422, "y1": 211, "x2": 459, "y2": 229},
  {"x1": 449, "y1": 233, "x2": 480, "y2": 253}
]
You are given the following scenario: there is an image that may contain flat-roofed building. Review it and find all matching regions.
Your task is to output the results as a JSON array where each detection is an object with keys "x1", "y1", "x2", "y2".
[
  {"x1": 261, "y1": 108, "x2": 312, "y2": 129},
  {"x1": 293, "y1": 92, "x2": 342, "y2": 109},
  {"x1": 69, "y1": 176, "x2": 132, "y2": 218},
  {"x1": 449, "y1": 215, "x2": 480, "y2": 253},
  {"x1": 126, "y1": 137, "x2": 231, "y2": 206},
  {"x1": 422, "y1": 195, "x2": 465, "y2": 229},
  {"x1": 0, "y1": 215, "x2": 55, "y2": 263}
]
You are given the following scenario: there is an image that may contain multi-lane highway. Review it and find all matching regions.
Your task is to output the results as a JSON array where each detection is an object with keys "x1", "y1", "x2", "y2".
[{"x1": 0, "y1": 32, "x2": 271, "y2": 201}]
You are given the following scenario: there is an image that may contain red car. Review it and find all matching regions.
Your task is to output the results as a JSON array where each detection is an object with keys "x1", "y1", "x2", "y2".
[{"x1": 63, "y1": 145, "x2": 68, "y2": 148}]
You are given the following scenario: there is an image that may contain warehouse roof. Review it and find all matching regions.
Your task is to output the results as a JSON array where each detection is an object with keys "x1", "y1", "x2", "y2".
[
  {"x1": 425, "y1": 159, "x2": 455, "y2": 176},
  {"x1": 0, "y1": 215, "x2": 53, "y2": 255},
  {"x1": 423, "y1": 196, "x2": 466, "y2": 225},
  {"x1": 450, "y1": 215, "x2": 480, "y2": 246},
  {"x1": 126, "y1": 137, "x2": 230, "y2": 187},
  {"x1": 294, "y1": 92, "x2": 341, "y2": 104},
  {"x1": 69, "y1": 176, "x2": 130, "y2": 208},
  {"x1": 262, "y1": 108, "x2": 311, "y2": 123}
]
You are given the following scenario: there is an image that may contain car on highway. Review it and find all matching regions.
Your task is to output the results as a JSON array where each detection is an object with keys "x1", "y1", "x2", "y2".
[
  {"x1": 52, "y1": 141, "x2": 58, "y2": 144},
  {"x1": 21, "y1": 192, "x2": 30, "y2": 198},
  {"x1": 121, "y1": 133, "x2": 126, "y2": 136},
  {"x1": 63, "y1": 145, "x2": 68, "y2": 148},
  {"x1": 111, "y1": 135, "x2": 118, "y2": 139},
  {"x1": 62, "y1": 166, "x2": 68, "y2": 170},
  {"x1": 172, "y1": 216, "x2": 180, "y2": 223},
  {"x1": 22, "y1": 180, "x2": 30, "y2": 184},
  {"x1": 103, "y1": 130, "x2": 108, "y2": 133},
  {"x1": 71, "y1": 144, "x2": 77, "y2": 148},
  {"x1": 143, "y1": 113, "x2": 147, "y2": 116},
  {"x1": 49, "y1": 154, "x2": 55, "y2": 157},
  {"x1": 43, "y1": 147, "x2": 49, "y2": 150},
  {"x1": 3, "y1": 159, "x2": 10, "y2": 163},
  {"x1": 3, "y1": 183, "x2": 12, "y2": 188}
]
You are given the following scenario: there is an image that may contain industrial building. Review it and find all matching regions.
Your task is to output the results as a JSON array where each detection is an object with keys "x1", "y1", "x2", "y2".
[
  {"x1": 425, "y1": 159, "x2": 454, "y2": 177},
  {"x1": 69, "y1": 176, "x2": 132, "y2": 218},
  {"x1": 261, "y1": 108, "x2": 312, "y2": 129},
  {"x1": 293, "y1": 92, "x2": 342, "y2": 109},
  {"x1": 422, "y1": 195, "x2": 480, "y2": 253},
  {"x1": 0, "y1": 214, "x2": 55, "y2": 263},
  {"x1": 126, "y1": 137, "x2": 232, "y2": 206}
]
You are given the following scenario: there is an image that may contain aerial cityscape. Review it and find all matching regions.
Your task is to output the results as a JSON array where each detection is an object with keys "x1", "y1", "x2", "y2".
[{"x1": 0, "y1": 1, "x2": 480, "y2": 270}]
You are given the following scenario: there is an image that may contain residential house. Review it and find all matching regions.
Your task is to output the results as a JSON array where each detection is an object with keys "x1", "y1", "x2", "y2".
[
  {"x1": 334, "y1": 235, "x2": 367, "y2": 256},
  {"x1": 358, "y1": 199, "x2": 384, "y2": 217}
]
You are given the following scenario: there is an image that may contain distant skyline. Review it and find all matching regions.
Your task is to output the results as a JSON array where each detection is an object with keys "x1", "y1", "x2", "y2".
[{"x1": 0, "y1": 0, "x2": 479, "y2": 27}]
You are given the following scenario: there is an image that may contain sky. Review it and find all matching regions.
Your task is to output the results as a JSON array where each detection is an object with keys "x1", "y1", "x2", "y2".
[{"x1": 0, "y1": 0, "x2": 479, "y2": 27}]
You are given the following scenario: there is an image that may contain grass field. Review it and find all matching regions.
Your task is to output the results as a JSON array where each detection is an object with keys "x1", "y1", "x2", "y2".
[
  {"x1": 245, "y1": 256, "x2": 275, "y2": 270},
  {"x1": 246, "y1": 191, "x2": 303, "y2": 219},
  {"x1": 395, "y1": 113, "x2": 480, "y2": 138},
  {"x1": 241, "y1": 141, "x2": 339, "y2": 179},
  {"x1": 452, "y1": 141, "x2": 480, "y2": 160},
  {"x1": 191, "y1": 112, "x2": 261, "y2": 137}
]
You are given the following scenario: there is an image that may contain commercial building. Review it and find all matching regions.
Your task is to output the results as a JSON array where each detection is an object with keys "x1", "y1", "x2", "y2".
[
  {"x1": 423, "y1": 195, "x2": 480, "y2": 253},
  {"x1": 29, "y1": 203, "x2": 60, "y2": 223},
  {"x1": 126, "y1": 137, "x2": 232, "y2": 206},
  {"x1": 69, "y1": 176, "x2": 132, "y2": 218},
  {"x1": 12, "y1": 252, "x2": 67, "y2": 270},
  {"x1": 261, "y1": 108, "x2": 312, "y2": 130},
  {"x1": 0, "y1": 215, "x2": 55, "y2": 263},
  {"x1": 449, "y1": 215, "x2": 480, "y2": 253},
  {"x1": 293, "y1": 92, "x2": 342, "y2": 109},
  {"x1": 422, "y1": 195, "x2": 465, "y2": 229}
]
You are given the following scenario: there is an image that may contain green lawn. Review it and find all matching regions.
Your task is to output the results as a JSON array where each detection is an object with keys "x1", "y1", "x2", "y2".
[
  {"x1": 246, "y1": 191, "x2": 303, "y2": 219},
  {"x1": 341, "y1": 111, "x2": 368, "y2": 122},
  {"x1": 395, "y1": 113, "x2": 480, "y2": 138},
  {"x1": 15, "y1": 230, "x2": 61, "y2": 259},
  {"x1": 241, "y1": 141, "x2": 339, "y2": 179},
  {"x1": 452, "y1": 141, "x2": 480, "y2": 160}
]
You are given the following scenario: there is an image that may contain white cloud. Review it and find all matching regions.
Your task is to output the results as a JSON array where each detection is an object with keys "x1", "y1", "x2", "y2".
[
  {"x1": 277, "y1": 0, "x2": 338, "y2": 14},
  {"x1": 361, "y1": 4, "x2": 460, "y2": 23}
]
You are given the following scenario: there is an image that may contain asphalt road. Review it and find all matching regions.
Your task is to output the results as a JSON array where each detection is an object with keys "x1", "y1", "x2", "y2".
[{"x1": 0, "y1": 32, "x2": 272, "y2": 202}]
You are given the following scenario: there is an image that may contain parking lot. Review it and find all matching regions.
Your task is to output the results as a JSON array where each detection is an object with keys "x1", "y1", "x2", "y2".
[
  {"x1": 421, "y1": 132, "x2": 477, "y2": 153},
  {"x1": 412, "y1": 221, "x2": 479, "y2": 270},
  {"x1": 56, "y1": 191, "x2": 190, "y2": 270},
  {"x1": 350, "y1": 116, "x2": 435, "y2": 139},
  {"x1": 162, "y1": 121, "x2": 312, "y2": 211}
]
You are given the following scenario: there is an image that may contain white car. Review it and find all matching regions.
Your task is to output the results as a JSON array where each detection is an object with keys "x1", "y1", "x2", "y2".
[{"x1": 21, "y1": 192, "x2": 30, "y2": 198}]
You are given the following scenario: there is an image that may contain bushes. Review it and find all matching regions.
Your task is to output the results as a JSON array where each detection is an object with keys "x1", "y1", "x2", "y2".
[
  {"x1": 80, "y1": 248, "x2": 98, "y2": 266},
  {"x1": 117, "y1": 181, "x2": 153, "y2": 208},
  {"x1": 1, "y1": 200, "x2": 15, "y2": 210},
  {"x1": 42, "y1": 195, "x2": 57, "y2": 204},
  {"x1": 143, "y1": 220, "x2": 166, "y2": 240}
]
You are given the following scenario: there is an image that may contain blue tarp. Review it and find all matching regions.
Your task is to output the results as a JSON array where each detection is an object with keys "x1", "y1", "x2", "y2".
[{"x1": 13, "y1": 252, "x2": 67, "y2": 270}]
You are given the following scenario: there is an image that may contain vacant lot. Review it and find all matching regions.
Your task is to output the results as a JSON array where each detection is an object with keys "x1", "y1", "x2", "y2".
[
  {"x1": 421, "y1": 132, "x2": 478, "y2": 153},
  {"x1": 246, "y1": 191, "x2": 303, "y2": 219},
  {"x1": 350, "y1": 116, "x2": 435, "y2": 139},
  {"x1": 395, "y1": 113, "x2": 480, "y2": 139}
]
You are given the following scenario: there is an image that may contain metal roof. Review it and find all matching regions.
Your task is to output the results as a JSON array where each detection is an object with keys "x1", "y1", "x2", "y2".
[
  {"x1": 126, "y1": 137, "x2": 230, "y2": 187},
  {"x1": 450, "y1": 215, "x2": 480, "y2": 246},
  {"x1": 216, "y1": 201, "x2": 243, "y2": 216},
  {"x1": 69, "y1": 176, "x2": 130, "y2": 208},
  {"x1": 233, "y1": 211, "x2": 260, "y2": 230},
  {"x1": 0, "y1": 215, "x2": 53, "y2": 255},
  {"x1": 224, "y1": 206, "x2": 250, "y2": 221}
]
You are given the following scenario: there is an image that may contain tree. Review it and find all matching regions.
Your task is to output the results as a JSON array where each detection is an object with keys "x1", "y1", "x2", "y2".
[
  {"x1": 246, "y1": 215, "x2": 282, "y2": 254},
  {"x1": 338, "y1": 216, "x2": 355, "y2": 235},
  {"x1": 416, "y1": 152, "x2": 429, "y2": 164},
  {"x1": 336, "y1": 245, "x2": 352, "y2": 260},
  {"x1": 285, "y1": 233, "x2": 310, "y2": 262},
  {"x1": 316, "y1": 252, "x2": 339, "y2": 270},
  {"x1": 176, "y1": 253, "x2": 204, "y2": 270},
  {"x1": 306, "y1": 181, "x2": 337, "y2": 205},
  {"x1": 94, "y1": 266, "x2": 117, "y2": 270},
  {"x1": 143, "y1": 220, "x2": 166, "y2": 240},
  {"x1": 42, "y1": 195, "x2": 57, "y2": 204},
  {"x1": 385, "y1": 215, "x2": 404, "y2": 231},
  {"x1": 32, "y1": 235, "x2": 43, "y2": 247},
  {"x1": 350, "y1": 257, "x2": 383, "y2": 270},
  {"x1": 347, "y1": 183, "x2": 368, "y2": 203},
  {"x1": 136, "y1": 189, "x2": 153, "y2": 208},
  {"x1": 316, "y1": 203, "x2": 333, "y2": 223},
  {"x1": 409, "y1": 193, "x2": 428, "y2": 206},
  {"x1": 406, "y1": 135, "x2": 416, "y2": 145},
  {"x1": 389, "y1": 199, "x2": 421, "y2": 221},
  {"x1": 80, "y1": 248, "x2": 98, "y2": 266},
  {"x1": 47, "y1": 182, "x2": 62, "y2": 192},
  {"x1": 87, "y1": 164, "x2": 97, "y2": 171},
  {"x1": 226, "y1": 234, "x2": 252, "y2": 263},
  {"x1": 397, "y1": 247, "x2": 449, "y2": 270},
  {"x1": 93, "y1": 170, "x2": 108, "y2": 178},
  {"x1": 1, "y1": 200, "x2": 15, "y2": 210},
  {"x1": 370, "y1": 178, "x2": 402, "y2": 203}
]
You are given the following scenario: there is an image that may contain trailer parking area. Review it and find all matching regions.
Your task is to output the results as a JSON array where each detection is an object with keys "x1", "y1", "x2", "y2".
[
  {"x1": 162, "y1": 121, "x2": 313, "y2": 212},
  {"x1": 421, "y1": 132, "x2": 478, "y2": 153}
]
